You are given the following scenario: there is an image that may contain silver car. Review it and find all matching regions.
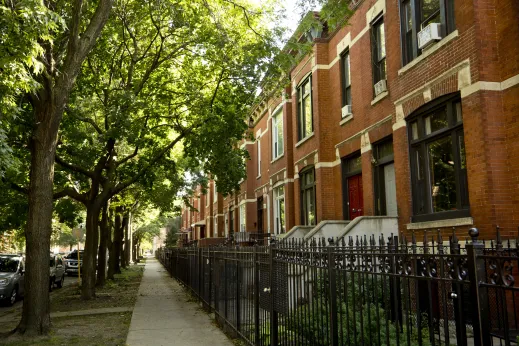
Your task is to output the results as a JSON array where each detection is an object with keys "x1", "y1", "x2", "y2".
[
  {"x1": 50, "y1": 254, "x2": 65, "y2": 291},
  {"x1": 0, "y1": 254, "x2": 25, "y2": 306}
]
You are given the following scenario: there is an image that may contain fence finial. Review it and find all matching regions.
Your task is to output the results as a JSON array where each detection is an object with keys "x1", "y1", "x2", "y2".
[
  {"x1": 496, "y1": 225, "x2": 503, "y2": 250},
  {"x1": 468, "y1": 227, "x2": 479, "y2": 243}
]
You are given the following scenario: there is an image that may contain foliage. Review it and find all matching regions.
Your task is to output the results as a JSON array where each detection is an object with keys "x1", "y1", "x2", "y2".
[
  {"x1": 165, "y1": 216, "x2": 181, "y2": 247},
  {"x1": 0, "y1": 0, "x2": 65, "y2": 175},
  {"x1": 283, "y1": 273, "x2": 431, "y2": 346}
]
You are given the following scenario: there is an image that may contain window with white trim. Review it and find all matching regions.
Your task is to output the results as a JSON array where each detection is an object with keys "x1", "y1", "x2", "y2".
[
  {"x1": 297, "y1": 76, "x2": 313, "y2": 141},
  {"x1": 400, "y1": 0, "x2": 456, "y2": 65},
  {"x1": 273, "y1": 185, "x2": 285, "y2": 235},
  {"x1": 224, "y1": 212, "x2": 229, "y2": 237},
  {"x1": 257, "y1": 137, "x2": 261, "y2": 176},
  {"x1": 214, "y1": 215, "x2": 218, "y2": 237},
  {"x1": 341, "y1": 51, "x2": 352, "y2": 111},
  {"x1": 239, "y1": 204, "x2": 246, "y2": 232},
  {"x1": 371, "y1": 17, "x2": 386, "y2": 86},
  {"x1": 272, "y1": 110, "x2": 284, "y2": 159}
]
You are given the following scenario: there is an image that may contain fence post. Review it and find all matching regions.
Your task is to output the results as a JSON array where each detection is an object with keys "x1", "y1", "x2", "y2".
[
  {"x1": 199, "y1": 247, "x2": 203, "y2": 301},
  {"x1": 269, "y1": 244, "x2": 278, "y2": 346},
  {"x1": 236, "y1": 248, "x2": 241, "y2": 333},
  {"x1": 327, "y1": 245, "x2": 339, "y2": 346},
  {"x1": 254, "y1": 246, "x2": 260, "y2": 346},
  {"x1": 466, "y1": 228, "x2": 491, "y2": 346}
]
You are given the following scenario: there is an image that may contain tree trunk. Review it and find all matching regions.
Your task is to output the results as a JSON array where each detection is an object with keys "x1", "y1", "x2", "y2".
[
  {"x1": 126, "y1": 213, "x2": 132, "y2": 265},
  {"x1": 81, "y1": 202, "x2": 101, "y2": 299},
  {"x1": 120, "y1": 214, "x2": 129, "y2": 269},
  {"x1": 113, "y1": 209, "x2": 122, "y2": 274},
  {"x1": 96, "y1": 203, "x2": 109, "y2": 287},
  {"x1": 17, "y1": 101, "x2": 62, "y2": 336}
]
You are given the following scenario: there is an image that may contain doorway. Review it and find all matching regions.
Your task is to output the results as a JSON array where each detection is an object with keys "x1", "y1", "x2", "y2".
[
  {"x1": 342, "y1": 153, "x2": 363, "y2": 220},
  {"x1": 347, "y1": 174, "x2": 364, "y2": 219},
  {"x1": 374, "y1": 139, "x2": 397, "y2": 216},
  {"x1": 257, "y1": 197, "x2": 263, "y2": 233}
]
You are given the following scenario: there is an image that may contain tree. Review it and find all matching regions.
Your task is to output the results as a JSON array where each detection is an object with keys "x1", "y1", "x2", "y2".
[
  {"x1": 0, "y1": 0, "x2": 114, "y2": 336},
  {"x1": 51, "y1": 0, "x2": 278, "y2": 299},
  {"x1": 165, "y1": 216, "x2": 181, "y2": 248}
]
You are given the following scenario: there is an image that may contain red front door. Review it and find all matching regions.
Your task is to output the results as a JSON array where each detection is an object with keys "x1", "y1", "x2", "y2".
[{"x1": 348, "y1": 174, "x2": 364, "y2": 219}]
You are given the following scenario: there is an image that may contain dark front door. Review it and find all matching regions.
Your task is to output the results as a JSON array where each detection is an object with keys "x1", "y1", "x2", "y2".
[
  {"x1": 348, "y1": 174, "x2": 364, "y2": 219},
  {"x1": 257, "y1": 197, "x2": 263, "y2": 233},
  {"x1": 200, "y1": 226, "x2": 205, "y2": 239}
]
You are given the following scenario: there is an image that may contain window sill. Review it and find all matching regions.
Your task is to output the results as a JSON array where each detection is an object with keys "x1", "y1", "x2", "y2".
[
  {"x1": 406, "y1": 216, "x2": 473, "y2": 230},
  {"x1": 398, "y1": 30, "x2": 459, "y2": 76},
  {"x1": 270, "y1": 154, "x2": 284, "y2": 164},
  {"x1": 295, "y1": 133, "x2": 315, "y2": 148},
  {"x1": 371, "y1": 91, "x2": 388, "y2": 106},
  {"x1": 339, "y1": 114, "x2": 353, "y2": 126}
]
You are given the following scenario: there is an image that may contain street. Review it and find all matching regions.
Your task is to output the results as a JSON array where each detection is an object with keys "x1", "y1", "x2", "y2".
[{"x1": 0, "y1": 274, "x2": 76, "y2": 319}]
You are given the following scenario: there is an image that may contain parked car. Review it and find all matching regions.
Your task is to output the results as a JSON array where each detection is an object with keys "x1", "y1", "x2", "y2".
[
  {"x1": 50, "y1": 254, "x2": 65, "y2": 291},
  {"x1": 0, "y1": 254, "x2": 25, "y2": 306},
  {"x1": 64, "y1": 250, "x2": 83, "y2": 276}
]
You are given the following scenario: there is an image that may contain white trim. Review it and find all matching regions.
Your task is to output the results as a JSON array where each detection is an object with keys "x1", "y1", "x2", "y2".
[
  {"x1": 295, "y1": 149, "x2": 318, "y2": 166},
  {"x1": 398, "y1": 30, "x2": 459, "y2": 76},
  {"x1": 406, "y1": 217, "x2": 473, "y2": 230},
  {"x1": 315, "y1": 160, "x2": 340, "y2": 169},
  {"x1": 366, "y1": 0, "x2": 385, "y2": 25},
  {"x1": 460, "y1": 74, "x2": 519, "y2": 98},
  {"x1": 239, "y1": 140, "x2": 254, "y2": 149},
  {"x1": 371, "y1": 90, "x2": 389, "y2": 105},
  {"x1": 340, "y1": 114, "x2": 353, "y2": 126},
  {"x1": 295, "y1": 133, "x2": 315, "y2": 147},
  {"x1": 335, "y1": 115, "x2": 392, "y2": 149},
  {"x1": 239, "y1": 199, "x2": 256, "y2": 206},
  {"x1": 394, "y1": 59, "x2": 470, "y2": 106}
]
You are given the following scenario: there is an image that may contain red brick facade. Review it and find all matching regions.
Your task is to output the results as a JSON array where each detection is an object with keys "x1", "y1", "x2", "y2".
[{"x1": 182, "y1": 0, "x2": 519, "y2": 242}]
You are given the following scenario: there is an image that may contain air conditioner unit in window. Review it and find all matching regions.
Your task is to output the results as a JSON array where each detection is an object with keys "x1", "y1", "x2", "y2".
[
  {"x1": 418, "y1": 23, "x2": 442, "y2": 50},
  {"x1": 341, "y1": 105, "x2": 352, "y2": 118},
  {"x1": 374, "y1": 79, "x2": 387, "y2": 97}
]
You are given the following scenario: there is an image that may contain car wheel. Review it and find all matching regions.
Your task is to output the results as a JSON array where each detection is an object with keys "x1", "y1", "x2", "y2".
[
  {"x1": 8, "y1": 287, "x2": 17, "y2": 306},
  {"x1": 49, "y1": 277, "x2": 54, "y2": 292},
  {"x1": 57, "y1": 274, "x2": 64, "y2": 288}
]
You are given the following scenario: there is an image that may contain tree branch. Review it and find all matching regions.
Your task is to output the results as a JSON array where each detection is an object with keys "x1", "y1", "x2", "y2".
[
  {"x1": 113, "y1": 133, "x2": 187, "y2": 195},
  {"x1": 2, "y1": 178, "x2": 28, "y2": 195},
  {"x1": 55, "y1": 155, "x2": 95, "y2": 179},
  {"x1": 53, "y1": 187, "x2": 88, "y2": 203}
]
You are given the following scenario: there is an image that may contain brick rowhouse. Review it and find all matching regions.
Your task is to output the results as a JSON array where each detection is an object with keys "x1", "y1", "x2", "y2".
[{"x1": 180, "y1": 0, "x2": 519, "y2": 245}]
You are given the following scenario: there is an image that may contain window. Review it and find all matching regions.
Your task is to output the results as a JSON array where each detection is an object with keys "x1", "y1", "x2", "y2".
[
  {"x1": 214, "y1": 216, "x2": 218, "y2": 237},
  {"x1": 400, "y1": 0, "x2": 456, "y2": 65},
  {"x1": 224, "y1": 213, "x2": 229, "y2": 237},
  {"x1": 341, "y1": 51, "x2": 352, "y2": 110},
  {"x1": 239, "y1": 204, "x2": 246, "y2": 232},
  {"x1": 205, "y1": 192, "x2": 209, "y2": 207},
  {"x1": 273, "y1": 185, "x2": 285, "y2": 234},
  {"x1": 272, "y1": 110, "x2": 284, "y2": 159},
  {"x1": 257, "y1": 137, "x2": 261, "y2": 176},
  {"x1": 297, "y1": 76, "x2": 313, "y2": 140},
  {"x1": 213, "y1": 182, "x2": 217, "y2": 201},
  {"x1": 300, "y1": 168, "x2": 316, "y2": 226},
  {"x1": 371, "y1": 17, "x2": 386, "y2": 85},
  {"x1": 407, "y1": 93, "x2": 469, "y2": 222}
]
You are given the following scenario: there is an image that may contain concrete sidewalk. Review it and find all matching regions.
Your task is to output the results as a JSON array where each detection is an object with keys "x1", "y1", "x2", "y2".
[{"x1": 126, "y1": 258, "x2": 232, "y2": 346}]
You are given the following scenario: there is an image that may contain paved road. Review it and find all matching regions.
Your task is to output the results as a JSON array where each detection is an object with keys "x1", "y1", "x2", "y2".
[
  {"x1": 0, "y1": 274, "x2": 75, "y2": 317},
  {"x1": 126, "y1": 258, "x2": 232, "y2": 346}
]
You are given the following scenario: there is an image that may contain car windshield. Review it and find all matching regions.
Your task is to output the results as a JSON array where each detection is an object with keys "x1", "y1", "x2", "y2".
[
  {"x1": 65, "y1": 252, "x2": 83, "y2": 259},
  {"x1": 0, "y1": 257, "x2": 19, "y2": 272}
]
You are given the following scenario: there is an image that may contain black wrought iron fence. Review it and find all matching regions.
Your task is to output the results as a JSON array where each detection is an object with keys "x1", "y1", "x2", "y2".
[{"x1": 157, "y1": 228, "x2": 519, "y2": 346}]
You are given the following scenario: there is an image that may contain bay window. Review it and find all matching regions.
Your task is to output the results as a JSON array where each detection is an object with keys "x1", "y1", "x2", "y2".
[{"x1": 407, "y1": 93, "x2": 469, "y2": 222}]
